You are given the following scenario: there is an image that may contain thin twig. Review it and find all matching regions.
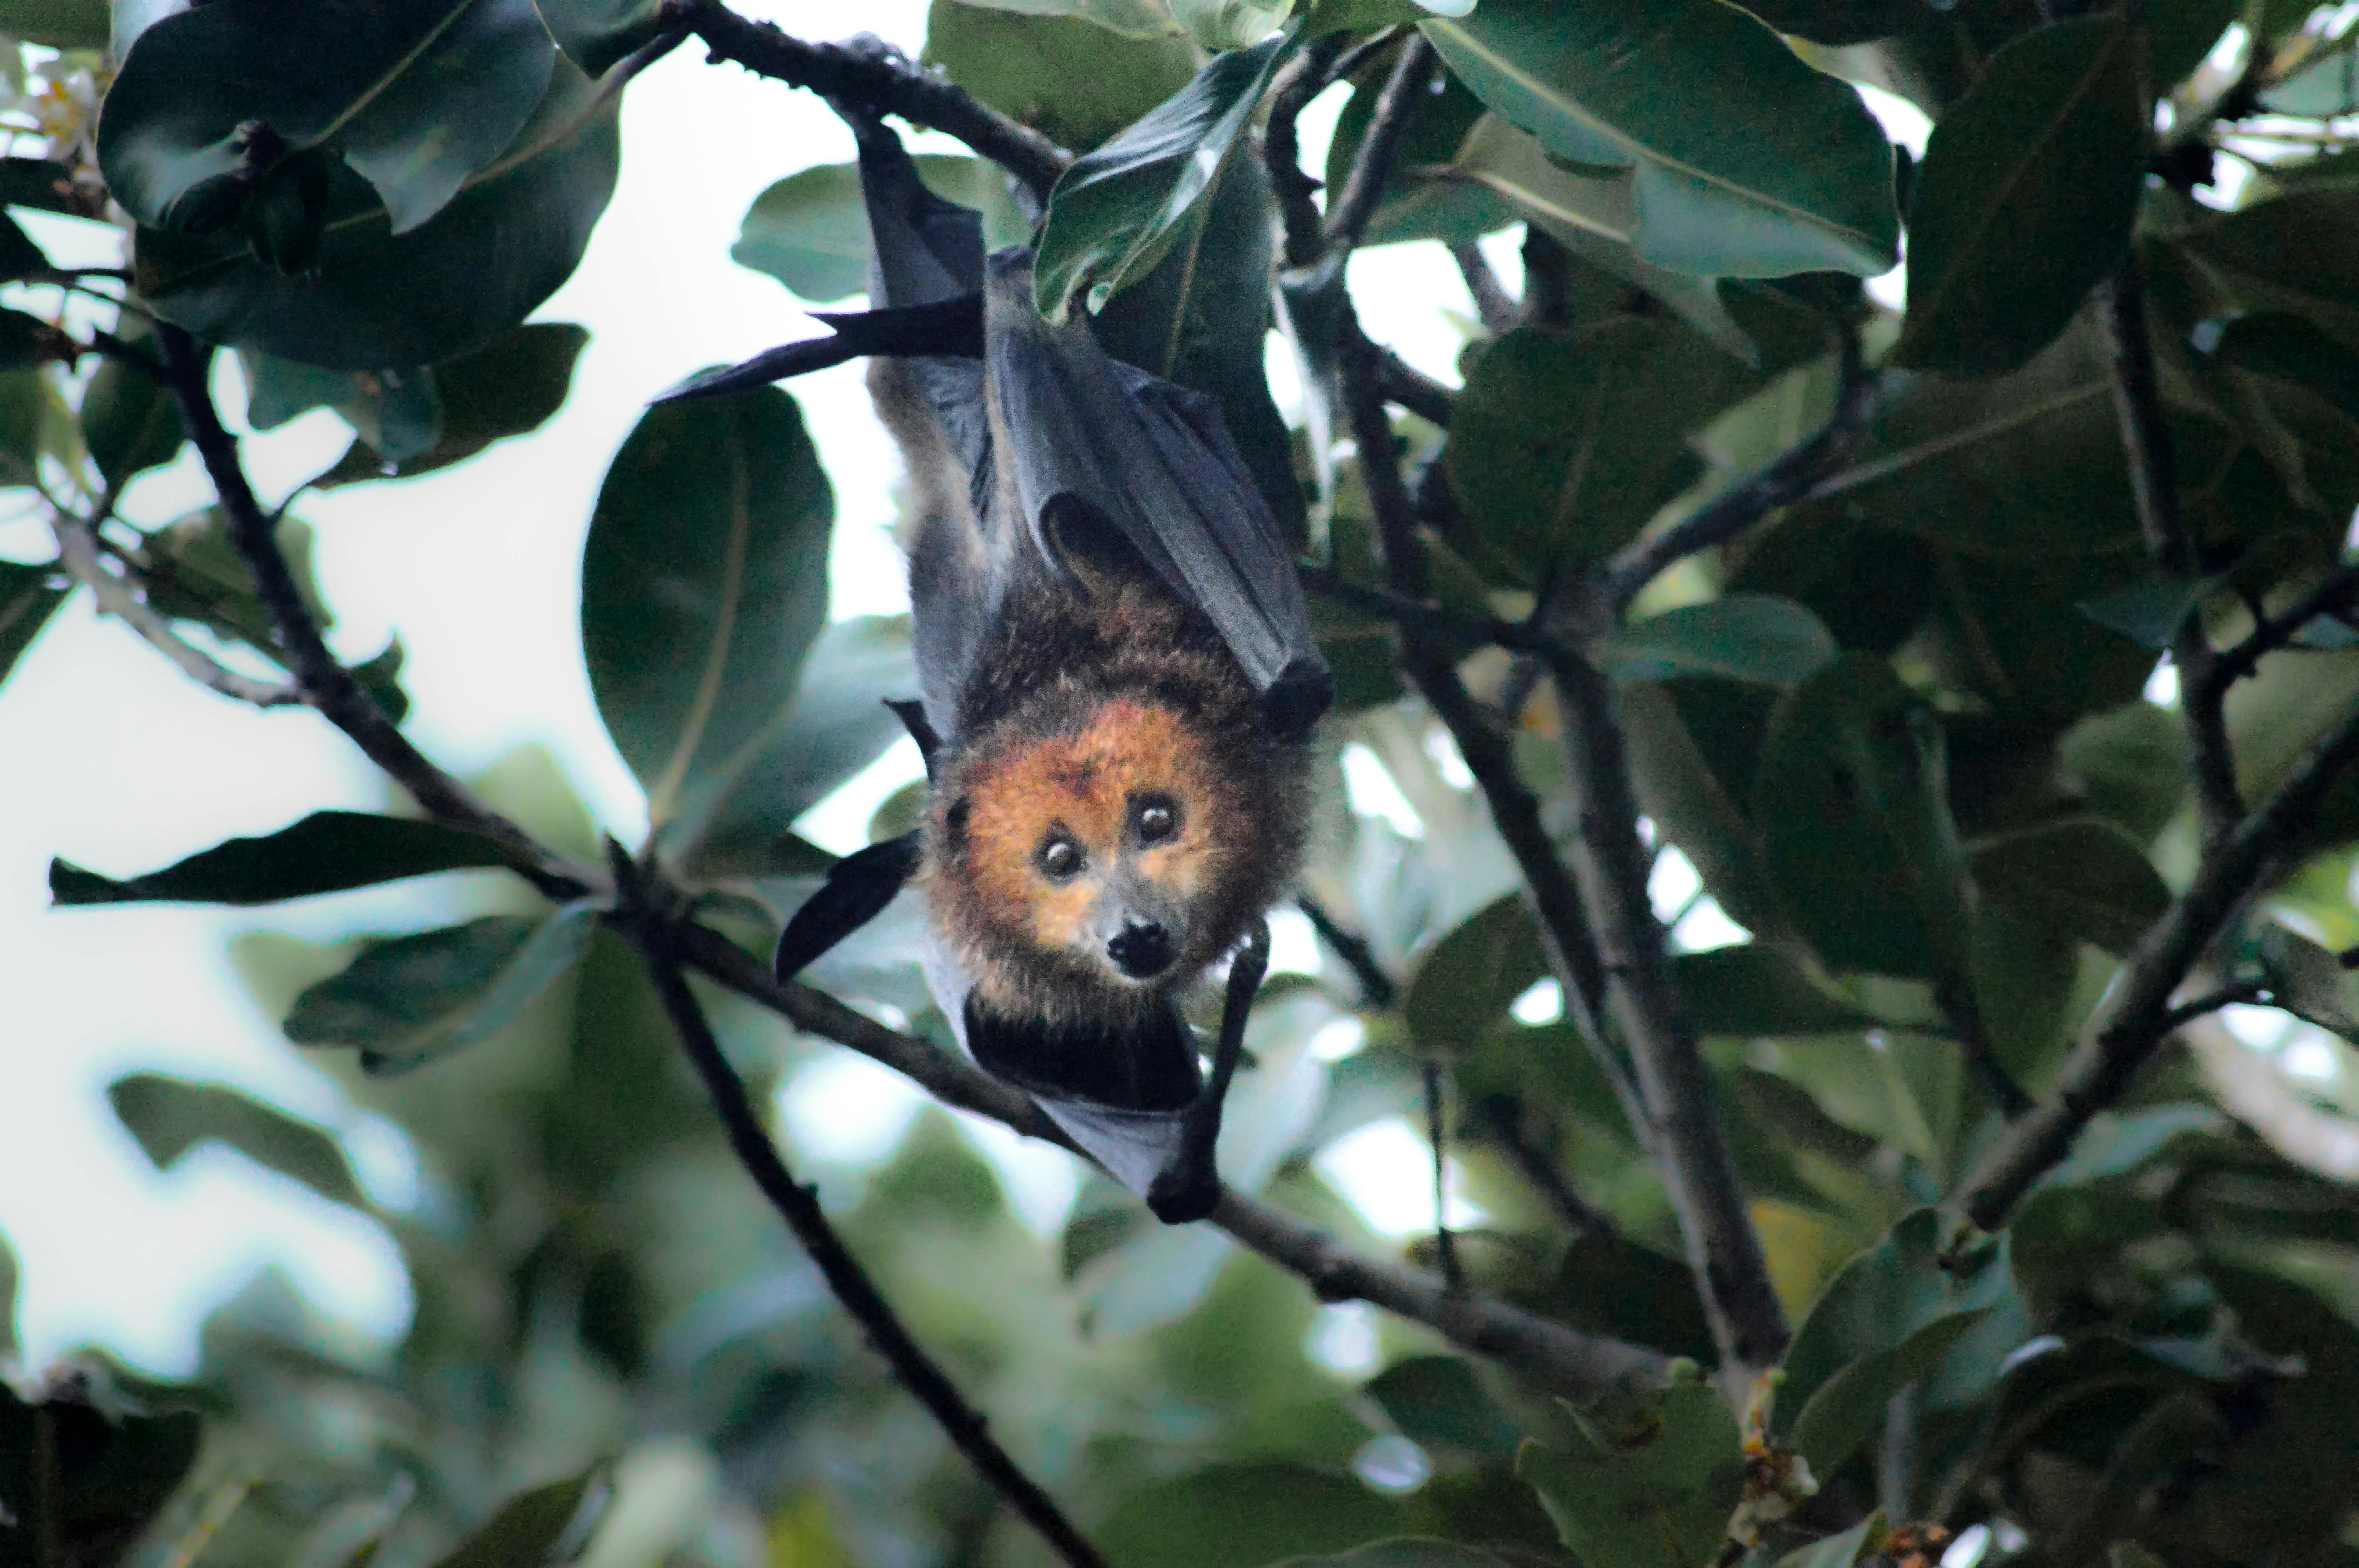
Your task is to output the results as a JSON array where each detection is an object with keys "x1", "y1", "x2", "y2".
[
  {"x1": 677, "y1": 0, "x2": 1072, "y2": 201},
  {"x1": 1296, "y1": 893, "x2": 1398, "y2": 1010},
  {"x1": 49, "y1": 512, "x2": 298, "y2": 707},
  {"x1": 1372, "y1": 341, "x2": 1455, "y2": 427},
  {"x1": 1296, "y1": 561, "x2": 1519, "y2": 649},
  {"x1": 2095, "y1": 260, "x2": 2240, "y2": 844},
  {"x1": 1424, "y1": 1058, "x2": 1462, "y2": 1292},
  {"x1": 1603, "y1": 343, "x2": 1891, "y2": 612},
  {"x1": 2161, "y1": 979, "x2": 2270, "y2": 1031},
  {"x1": 616, "y1": 864, "x2": 1110, "y2": 1568},
  {"x1": 1542, "y1": 642, "x2": 1790, "y2": 1376},
  {"x1": 154, "y1": 325, "x2": 590, "y2": 901},
  {"x1": 1520, "y1": 227, "x2": 1573, "y2": 329},
  {"x1": 1323, "y1": 34, "x2": 1436, "y2": 254},
  {"x1": 1449, "y1": 240, "x2": 1515, "y2": 336},
  {"x1": 1960, "y1": 692, "x2": 2359, "y2": 1228},
  {"x1": 1938, "y1": 977, "x2": 2034, "y2": 1119},
  {"x1": 2206, "y1": 562, "x2": 2359, "y2": 692},
  {"x1": 1479, "y1": 1096, "x2": 1621, "y2": 1238}
]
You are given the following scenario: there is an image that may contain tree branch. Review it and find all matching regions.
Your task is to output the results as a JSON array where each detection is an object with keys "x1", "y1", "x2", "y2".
[
  {"x1": 1542, "y1": 642, "x2": 1790, "y2": 1376},
  {"x1": 1603, "y1": 344, "x2": 1892, "y2": 613},
  {"x1": 1449, "y1": 240, "x2": 1514, "y2": 336},
  {"x1": 1959, "y1": 691, "x2": 2359, "y2": 1228},
  {"x1": 2094, "y1": 260, "x2": 2241, "y2": 844},
  {"x1": 1296, "y1": 893, "x2": 1399, "y2": 1011},
  {"x1": 2205, "y1": 562, "x2": 2359, "y2": 693},
  {"x1": 675, "y1": 0, "x2": 1073, "y2": 202},
  {"x1": 1323, "y1": 34, "x2": 1436, "y2": 254},
  {"x1": 1264, "y1": 33, "x2": 1347, "y2": 270},
  {"x1": 49, "y1": 510, "x2": 298, "y2": 708},
  {"x1": 616, "y1": 864, "x2": 1110, "y2": 1568},
  {"x1": 1479, "y1": 1095, "x2": 1621, "y2": 1239},
  {"x1": 154, "y1": 325, "x2": 592, "y2": 902}
]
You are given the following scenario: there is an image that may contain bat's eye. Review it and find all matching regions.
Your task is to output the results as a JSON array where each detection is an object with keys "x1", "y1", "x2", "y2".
[
  {"x1": 1134, "y1": 796, "x2": 1180, "y2": 844},
  {"x1": 1037, "y1": 834, "x2": 1084, "y2": 882}
]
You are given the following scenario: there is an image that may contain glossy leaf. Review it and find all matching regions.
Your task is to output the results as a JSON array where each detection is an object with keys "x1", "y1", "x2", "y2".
[
  {"x1": 136, "y1": 505, "x2": 332, "y2": 660},
  {"x1": 2060, "y1": 700, "x2": 2190, "y2": 842},
  {"x1": 2175, "y1": 189, "x2": 2359, "y2": 346},
  {"x1": 1895, "y1": 16, "x2": 2145, "y2": 376},
  {"x1": 1272, "y1": 1544, "x2": 1512, "y2": 1568},
  {"x1": 0, "y1": 211, "x2": 48, "y2": 281},
  {"x1": 1403, "y1": 893, "x2": 1547, "y2": 1054},
  {"x1": 80, "y1": 355, "x2": 182, "y2": 491},
  {"x1": 947, "y1": 0, "x2": 1180, "y2": 39},
  {"x1": 1518, "y1": 1378, "x2": 1745, "y2": 1568},
  {"x1": 733, "y1": 155, "x2": 1029, "y2": 305},
  {"x1": 1424, "y1": 0, "x2": 1897, "y2": 277},
  {"x1": 0, "y1": 557, "x2": 67, "y2": 691},
  {"x1": 2258, "y1": 922, "x2": 2359, "y2": 1038},
  {"x1": 1097, "y1": 1463, "x2": 1406, "y2": 1568},
  {"x1": 531, "y1": 0, "x2": 671, "y2": 75},
  {"x1": 1731, "y1": 1, "x2": 1920, "y2": 43},
  {"x1": 670, "y1": 615, "x2": 918, "y2": 875},
  {"x1": 1605, "y1": 595, "x2": 1837, "y2": 686},
  {"x1": 100, "y1": 0, "x2": 553, "y2": 236},
  {"x1": 433, "y1": 1469, "x2": 605, "y2": 1568},
  {"x1": 2214, "y1": 310, "x2": 2359, "y2": 426},
  {"x1": 284, "y1": 902, "x2": 603, "y2": 1074},
  {"x1": 136, "y1": 53, "x2": 618, "y2": 370},
  {"x1": 313, "y1": 321, "x2": 588, "y2": 485},
  {"x1": 1969, "y1": 816, "x2": 2170, "y2": 958},
  {"x1": 108, "y1": 1071, "x2": 368, "y2": 1209},
  {"x1": 1676, "y1": 943, "x2": 1878, "y2": 1038},
  {"x1": 245, "y1": 352, "x2": 444, "y2": 462},
  {"x1": 1754, "y1": 655, "x2": 1974, "y2": 980},
  {"x1": 1774, "y1": 1209, "x2": 2018, "y2": 1475},
  {"x1": 50, "y1": 810, "x2": 515, "y2": 906},
  {"x1": 1446, "y1": 322, "x2": 1751, "y2": 586},
  {"x1": 1530, "y1": 1232, "x2": 1717, "y2": 1364},
  {"x1": 580, "y1": 387, "x2": 834, "y2": 837},
  {"x1": 924, "y1": 0, "x2": 1201, "y2": 156},
  {"x1": 1325, "y1": 52, "x2": 1511, "y2": 249},
  {"x1": 1363, "y1": 1357, "x2": 1521, "y2": 1461},
  {"x1": 1034, "y1": 33, "x2": 1287, "y2": 321}
]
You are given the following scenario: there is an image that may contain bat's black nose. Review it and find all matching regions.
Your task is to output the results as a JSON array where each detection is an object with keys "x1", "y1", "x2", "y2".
[{"x1": 1107, "y1": 920, "x2": 1172, "y2": 979}]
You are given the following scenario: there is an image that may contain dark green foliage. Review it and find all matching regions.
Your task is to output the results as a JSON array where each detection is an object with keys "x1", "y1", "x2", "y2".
[{"x1": 18, "y1": 8, "x2": 2359, "y2": 1568}]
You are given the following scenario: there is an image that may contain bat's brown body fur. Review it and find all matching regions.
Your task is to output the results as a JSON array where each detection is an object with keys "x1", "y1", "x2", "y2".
[{"x1": 920, "y1": 575, "x2": 1310, "y2": 1031}]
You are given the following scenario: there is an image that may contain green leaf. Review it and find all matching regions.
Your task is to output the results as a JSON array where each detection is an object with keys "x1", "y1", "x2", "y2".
[
  {"x1": 1446, "y1": 322, "x2": 1750, "y2": 586},
  {"x1": 1969, "y1": 815, "x2": 2170, "y2": 958},
  {"x1": 2042, "y1": 1103, "x2": 2224, "y2": 1189},
  {"x1": 433, "y1": 1469, "x2": 606, "y2": 1568},
  {"x1": 1676, "y1": 944, "x2": 1879, "y2": 1037},
  {"x1": 49, "y1": 810, "x2": 515, "y2": 906},
  {"x1": 137, "y1": 505, "x2": 332, "y2": 660},
  {"x1": 1606, "y1": 595, "x2": 1837, "y2": 686},
  {"x1": 1530, "y1": 1232, "x2": 1718, "y2": 1364},
  {"x1": 315, "y1": 322, "x2": 588, "y2": 485},
  {"x1": 732, "y1": 156, "x2": 1030, "y2": 305},
  {"x1": 0, "y1": 211, "x2": 49, "y2": 281},
  {"x1": 136, "y1": 51, "x2": 618, "y2": 370},
  {"x1": 669, "y1": 615, "x2": 918, "y2": 875},
  {"x1": 531, "y1": 0, "x2": 670, "y2": 76},
  {"x1": 1363, "y1": 1357, "x2": 1521, "y2": 1461},
  {"x1": 0, "y1": 157, "x2": 94, "y2": 217},
  {"x1": 1098, "y1": 1464, "x2": 1407, "y2": 1568},
  {"x1": 0, "y1": 0, "x2": 107, "y2": 47},
  {"x1": 102, "y1": 0, "x2": 553, "y2": 237},
  {"x1": 1754, "y1": 654, "x2": 1974, "y2": 980},
  {"x1": 0, "y1": 1232, "x2": 15, "y2": 1357},
  {"x1": 1518, "y1": 1378, "x2": 1745, "y2": 1568},
  {"x1": 1774, "y1": 1209, "x2": 2018, "y2": 1475},
  {"x1": 1894, "y1": 16, "x2": 2146, "y2": 376},
  {"x1": 924, "y1": 0, "x2": 1201, "y2": 156},
  {"x1": 1034, "y1": 34, "x2": 1289, "y2": 321},
  {"x1": 1775, "y1": 1516, "x2": 1883, "y2": 1568},
  {"x1": 1448, "y1": 116, "x2": 1756, "y2": 358},
  {"x1": 244, "y1": 351, "x2": 444, "y2": 463},
  {"x1": 1095, "y1": 145, "x2": 1302, "y2": 541},
  {"x1": 1167, "y1": 0, "x2": 1293, "y2": 49},
  {"x1": 2060, "y1": 701, "x2": 2190, "y2": 843},
  {"x1": 2264, "y1": 39, "x2": 2359, "y2": 115},
  {"x1": 1271, "y1": 1544, "x2": 1512, "y2": 1568},
  {"x1": 284, "y1": 902, "x2": 603, "y2": 1073},
  {"x1": 1759, "y1": 1030, "x2": 1957, "y2": 1162},
  {"x1": 1403, "y1": 893, "x2": 1547, "y2": 1054},
  {"x1": 1732, "y1": 1, "x2": 1922, "y2": 43},
  {"x1": 0, "y1": 306, "x2": 73, "y2": 368},
  {"x1": 581, "y1": 386, "x2": 834, "y2": 837},
  {"x1": 2214, "y1": 310, "x2": 2359, "y2": 426},
  {"x1": 80, "y1": 354, "x2": 183, "y2": 491},
  {"x1": 0, "y1": 556, "x2": 67, "y2": 691},
  {"x1": 2258, "y1": 922, "x2": 2359, "y2": 1037},
  {"x1": 107, "y1": 1071, "x2": 367, "y2": 1208},
  {"x1": 1423, "y1": 0, "x2": 1897, "y2": 278},
  {"x1": 2152, "y1": 0, "x2": 2242, "y2": 89}
]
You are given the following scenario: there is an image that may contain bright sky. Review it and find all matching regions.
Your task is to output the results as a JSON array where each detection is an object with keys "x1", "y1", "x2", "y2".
[{"x1": 0, "y1": 2, "x2": 1502, "y2": 1377}]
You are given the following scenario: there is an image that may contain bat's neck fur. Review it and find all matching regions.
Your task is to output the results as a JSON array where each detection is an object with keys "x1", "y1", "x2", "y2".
[{"x1": 923, "y1": 575, "x2": 1310, "y2": 1027}]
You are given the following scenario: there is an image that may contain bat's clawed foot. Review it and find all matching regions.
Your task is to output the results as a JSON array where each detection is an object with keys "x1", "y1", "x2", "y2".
[{"x1": 1145, "y1": 1156, "x2": 1221, "y2": 1224}]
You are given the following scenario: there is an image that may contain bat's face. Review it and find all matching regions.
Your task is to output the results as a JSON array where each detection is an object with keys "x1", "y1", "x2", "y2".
[{"x1": 945, "y1": 697, "x2": 1234, "y2": 995}]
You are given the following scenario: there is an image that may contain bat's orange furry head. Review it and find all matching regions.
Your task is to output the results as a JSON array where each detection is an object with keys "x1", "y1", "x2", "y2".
[{"x1": 921, "y1": 589, "x2": 1309, "y2": 1024}]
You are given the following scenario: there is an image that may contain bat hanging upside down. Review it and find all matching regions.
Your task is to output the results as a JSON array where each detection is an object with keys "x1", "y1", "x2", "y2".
[{"x1": 667, "y1": 107, "x2": 1333, "y2": 1222}]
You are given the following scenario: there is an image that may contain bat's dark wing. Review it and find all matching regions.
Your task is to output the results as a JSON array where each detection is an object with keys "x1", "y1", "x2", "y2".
[{"x1": 979, "y1": 253, "x2": 1331, "y2": 738}]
